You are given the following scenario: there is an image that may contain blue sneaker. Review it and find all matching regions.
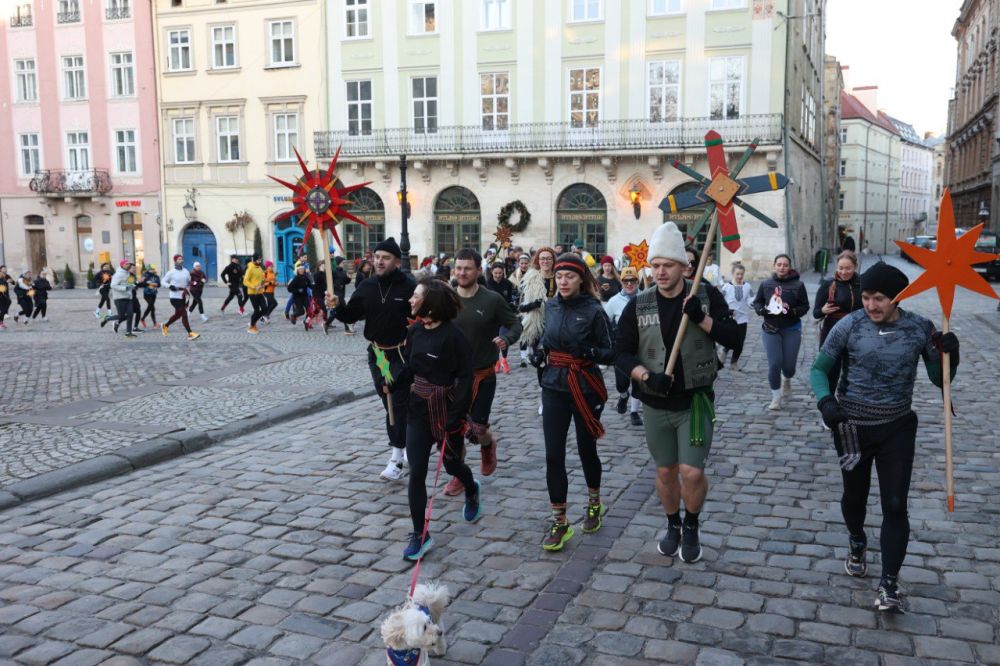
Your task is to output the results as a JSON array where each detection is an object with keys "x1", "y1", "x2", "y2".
[
  {"x1": 402, "y1": 532, "x2": 433, "y2": 561},
  {"x1": 463, "y1": 480, "x2": 482, "y2": 522}
]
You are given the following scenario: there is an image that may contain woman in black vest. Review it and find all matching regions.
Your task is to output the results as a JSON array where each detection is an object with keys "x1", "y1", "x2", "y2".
[
  {"x1": 531, "y1": 253, "x2": 614, "y2": 552},
  {"x1": 813, "y1": 251, "x2": 862, "y2": 396},
  {"x1": 752, "y1": 254, "x2": 810, "y2": 410}
]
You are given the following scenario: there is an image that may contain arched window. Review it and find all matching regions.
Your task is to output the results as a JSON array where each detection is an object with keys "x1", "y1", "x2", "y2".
[
  {"x1": 556, "y1": 184, "x2": 607, "y2": 256},
  {"x1": 434, "y1": 186, "x2": 480, "y2": 256},
  {"x1": 344, "y1": 187, "x2": 385, "y2": 260},
  {"x1": 662, "y1": 181, "x2": 709, "y2": 249}
]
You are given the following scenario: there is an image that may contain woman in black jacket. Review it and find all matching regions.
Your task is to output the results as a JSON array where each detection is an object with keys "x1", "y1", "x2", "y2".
[
  {"x1": 354, "y1": 259, "x2": 373, "y2": 287},
  {"x1": 752, "y1": 254, "x2": 810, "y2": 410},
  {"x1": 813, "y1": 250, "x2": 862, "y2": 394},
  {"x1": 286, "y1": 265, "x2": 313, "y2": 328},
  {"x1": 94, "y1": 262, "x2": 113, "y2": 318},
  {"x1": 531, "y1": 253, "x2": 614, "y2": 552},
  {"x1": 0, "y1": 266, "x2": 12, "y2": 329},
  {"x1": 31, "y1": 271, "x2": 52, "y2": 321}
]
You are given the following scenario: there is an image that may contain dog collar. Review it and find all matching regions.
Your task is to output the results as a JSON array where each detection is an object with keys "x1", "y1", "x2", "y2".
[{"x1": 386, "y1": 647, "x2": 420, "y2": 665}]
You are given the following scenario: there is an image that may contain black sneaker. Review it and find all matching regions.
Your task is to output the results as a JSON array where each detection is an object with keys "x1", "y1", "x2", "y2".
[
  {"x1": 679, "y1": 524, "x2": 702, "y2": 563},
  {"x1": 845, "y1": 536, "x2": 868, "y2": 577},
  {"x1": 875, "y1": 581, "x2": 904, "y2": 614},
  {"x1": 630, "y1": 412, "x2": 643, "y2": 427},
  {"x1": 402, "y1": 532, "x2": 433, "y2": 561},
  {"x1": 615, "y1": 395, "x2": 628, "y2": 414},
  {"x1": 657, "y1": 524, "x2": 681, "y2": 557}
]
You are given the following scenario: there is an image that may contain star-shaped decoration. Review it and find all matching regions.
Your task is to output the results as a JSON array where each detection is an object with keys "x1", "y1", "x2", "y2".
[
  {"x1": 269, "y1": 146, "x2": 372, "y2": 251},
  {"x1": 494, "y1": 224, "x2": 513, "y2": 249},
  {"x1": 894, "y1": 189, "x2": 999, "y2": 319},
  {"x1": 623, "y1": 240, "x2": 651, "y2": 271}
]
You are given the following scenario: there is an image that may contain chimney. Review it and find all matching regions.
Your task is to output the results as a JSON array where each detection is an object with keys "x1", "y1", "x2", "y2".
[{"x1": 851, "y1": 85, "x2": 879, "y2": 115}]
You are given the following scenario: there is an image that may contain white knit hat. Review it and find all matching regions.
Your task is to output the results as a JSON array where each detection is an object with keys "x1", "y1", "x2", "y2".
[{"x1": 648, "y1": 222, "x2": 688, "y2": 264}]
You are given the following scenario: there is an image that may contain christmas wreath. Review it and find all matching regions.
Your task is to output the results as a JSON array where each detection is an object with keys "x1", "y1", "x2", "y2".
[{"x1": 497, "y1": 200, "x2": 530, "y2": 232}]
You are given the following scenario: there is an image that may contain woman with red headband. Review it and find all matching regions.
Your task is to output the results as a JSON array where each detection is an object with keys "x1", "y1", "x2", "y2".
[{"x1": 530, "y1": 253, "x2": 614, "y2": 551}]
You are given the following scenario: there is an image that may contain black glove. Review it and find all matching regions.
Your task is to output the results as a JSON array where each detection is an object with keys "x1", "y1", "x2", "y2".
[
  {"x1": 169, "y1": 285, "x2": 178, "y2": 292},
  {"x1": 931, "y1": 331, "x2": 959, "y2": 355},
  {"x1": 578, "y1": 345, "x2": 598, "y2": 361},
  {"x1": 519, "y1": 299, "x2": 543, "y2": 313},
  {"x1": 683, "y1": 295, "x2": 705, "y2": 324},
  {"x1": 645, "y1": 372, "x2": 673, "y2": 395},
  {"x1": 529, "y1": 348, "x2": 547, "y2": 368},
  {"x1": 818, "y1": 395, "x2": 848, "y2": 429}
]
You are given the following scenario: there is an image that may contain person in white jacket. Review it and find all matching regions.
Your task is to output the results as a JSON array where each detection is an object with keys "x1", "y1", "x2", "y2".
[
  {"x1": 719, "y1": 262, "x2": 753, "y2": 368},
  {"x1": 161, "y1": 254, "x2": 199, "y2": 340},
  {"x1": 604, "y1": 266, "x2": 643, "y2": 426},
  {"x1": 99, "y1": 260, "x2": 138, "y2": 337}
]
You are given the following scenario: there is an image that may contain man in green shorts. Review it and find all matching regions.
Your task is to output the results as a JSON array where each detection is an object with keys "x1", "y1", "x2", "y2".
[{"x1": 614, "y1": 222, "x2": 741, "y2": 562}]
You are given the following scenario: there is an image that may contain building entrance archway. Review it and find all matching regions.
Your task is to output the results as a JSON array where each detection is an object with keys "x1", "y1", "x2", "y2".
[{"x1": 181, "y1": 222, "x2": 218, "y2": 280}]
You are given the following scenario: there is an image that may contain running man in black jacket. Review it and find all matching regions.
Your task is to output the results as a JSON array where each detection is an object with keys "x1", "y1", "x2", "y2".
[{"x1": 220, "y1": 255, "x2": 246, "y2": 314}]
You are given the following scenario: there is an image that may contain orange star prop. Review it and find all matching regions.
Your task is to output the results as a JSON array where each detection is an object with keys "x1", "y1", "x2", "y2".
[
  {"x1": 494, "y1": 225, "x2": 513, "y2": 249},
  {"x1": 623, "y1": 240, "x2": 651, "y2": 271},
  {"x1": 893, "y1": 189, "x2": 999, "y2": 319}
]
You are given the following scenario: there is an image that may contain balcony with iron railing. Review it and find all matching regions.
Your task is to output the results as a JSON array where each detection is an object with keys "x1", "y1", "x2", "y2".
[
  {"x1": 9, "y1": 12, "x2": 32, "y2": 27},
  {"x1": 106, "y1": 6, "x2": 131, "y2": 19},
  {"x1": 57, "y1": 10, "x2": 81, "y2": 23},
  {"x1": 315, "y1": 114, "x2": 784, "y2": 159},
  {"x1": 29, "y1": 169, "x2": 113, "y2": 197}
]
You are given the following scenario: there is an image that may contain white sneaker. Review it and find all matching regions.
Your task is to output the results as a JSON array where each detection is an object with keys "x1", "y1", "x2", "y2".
[
  {"x1": 94, "y1": 308, "x2": 101, "y2": 319},
  {"x1": 200, "y1": 314, "x2": 208, "y2": 322},
  {"x1": 380, "y1": 461, "x2": 406, "y2": 481},
  {"x1": 782, "y1": 377, "x2": 792, "y2": 398},
  {"x1": 768, "y1": 389, "x2": 782, "y2": 411}
]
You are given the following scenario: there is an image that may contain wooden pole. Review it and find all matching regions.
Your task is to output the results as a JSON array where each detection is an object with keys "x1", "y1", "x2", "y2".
[
  {"x1": 665, "y1": 211, "x2": 719, "y2": 376},
  {"x1": 942, "y1": 316, "x2": 954, "y2": 512},
  {"x1": 315, "y1": 228, "x2": 335, "y2": 296}
]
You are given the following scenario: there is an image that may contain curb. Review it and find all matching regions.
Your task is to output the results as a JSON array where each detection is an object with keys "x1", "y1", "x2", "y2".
[{"x1": 0, "y1": 387, "x2": 370, "y2": 512}]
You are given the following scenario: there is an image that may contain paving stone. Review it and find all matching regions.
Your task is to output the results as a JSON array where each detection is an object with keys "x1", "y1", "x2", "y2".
[
  {"x1": 645, "y1": 639, "x2": 699, "y2": 664},
  {"x1": 266, "y1": 633, "x2": 326, "y2": 660},
  {"x1": 913, "y1": 636, "x2": 975, "y2": 662},
  {"x1": 110, "y1": 628, "x2": 173, "y2": 655},
  {"x1": 189, "y1": 616, "x2": 244, "y2": 640},
  {"x1": 744, "y1": 613, "x2": 794, "y2": 637}
]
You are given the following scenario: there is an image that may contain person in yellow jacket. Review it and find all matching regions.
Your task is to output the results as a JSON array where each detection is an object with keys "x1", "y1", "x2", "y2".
[
  {"x1": 243, "y1": 254, "x2": 266, "y2": 334},
  {"x1": 262, "y1": 260, "x2": 278, "y2": 322}
]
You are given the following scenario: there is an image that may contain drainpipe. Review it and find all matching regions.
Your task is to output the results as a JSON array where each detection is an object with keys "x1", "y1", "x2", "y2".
[
  {"x1": 150, "y1": 1, "x2": 168, "y2": 270},
  {"x1": 862, "y1": 123, "x2": 872, "y2": 251},
  {"x1": 780, "y1": 6, "x2": 796, "y2": 268},
  {"x1": 883, "y1": 136, "x2": 894, "y2": 254}
]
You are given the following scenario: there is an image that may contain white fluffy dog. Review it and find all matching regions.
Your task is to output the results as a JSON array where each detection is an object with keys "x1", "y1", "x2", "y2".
[{"x1": 380, "y1": 582, "x2": 451, "y2": 665}]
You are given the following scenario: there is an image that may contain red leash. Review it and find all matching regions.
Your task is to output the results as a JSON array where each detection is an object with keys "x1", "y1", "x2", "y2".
[{"x1": 408, "y1": 431, "x2": 450, "y2": 599}]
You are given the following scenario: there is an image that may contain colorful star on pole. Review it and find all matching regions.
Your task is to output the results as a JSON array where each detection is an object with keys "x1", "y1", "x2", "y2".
[
  {"x1": 493, "y1": 224, "x2": 513, "y2": 249},
  {"x1": 893, "y1": 189, "x2": 1000, "y2": 318},
  {"x1": 268, "y1": 146, "x2": 372, "y2": 252},
  {"x1": 623, "y1": 240, "x2": 651, "y2": 271}
]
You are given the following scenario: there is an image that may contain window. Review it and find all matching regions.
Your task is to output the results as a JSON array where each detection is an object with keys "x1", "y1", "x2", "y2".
[
  {"x1": 173, "y1": 118, "x2": 196, "y2": 163},
  {"x1": 346, "y1": 0, "x2": 369, "y2": 38},
  {"x1": 274, "y1": 113, "x2": 298, "y2": 161},
  {"x1": 648, "y1": 60, "x2": 680, "y2": 122},
  {"x1": 212, "y1": 25, "x2": 237, "y2": 69},
  {"x1": 269, "y1": 20, "x2": 295, "y2": 66},
  {"x1": 14, "y1": 59, "x2": 37, "y2": 102},
  {"x1": 710, "y1": 0, "x2": 746, "y2": 8},
  {"x1": 107, "y1": 0, "x2": 130, "y2": 20},
  {"x1": 408, "y1": 1, "x2": 436, "y2": 34},
  {"x1": 412, "y1": 76, "x2": 438, "y2": 134},
  {"x1": 58, "y1": 0, "x2": 80, "y2": 23},
  {"x1": 110, "y1": 52, "x2": 135, "y2": 96},
  {"x1": 840, "y1": 127, "x2": 848, "y2": 144},
  {"x1": 19, "y1": 133, "x2": 40, "y2": 176},
  {"x1": 569, "y1": 67, "x2": 600, "y2": 128},
  {"x1": 66, "y1": 131, "x2": 90, "y2": 171},
  {"x1": 482, "y1": 0, "x2": 511, "y2": 30},
  {"x1": 708, "y1": 55, "x2": 743, "y2": 120},
  {"x1": 649, "y1": 0, "x2": 681, "y2": 14},
  {"x1": 114, "y1": 129, "x2": 138, "y2": 174},
  {"x1": 568, "y1": 0, "x2": 601, "y2": 22},
  {"x1": 480, "y1": 72, "x2": 509, "y2": 131},
  {"x1": 167, "y1": 29, "x2": 192, "y2": 71},
  {"x1": 839, "y1": 159, "x2": 847, "y2": 177},
  {"x1": 62, "y1": 55, "x2": 86, "y2": 100},
  {"x1": 10, "y1": 3, "x2": 31, "y2": 27},
  {"x1": 838, "y1": 192, "x2": 844, "y2": 211},
  {"x1": 216, "y1": 116, "x2": 240, "y2": 162},
  {"x1": 347, "y1": 80, "x2": 373, "y2": 136}
]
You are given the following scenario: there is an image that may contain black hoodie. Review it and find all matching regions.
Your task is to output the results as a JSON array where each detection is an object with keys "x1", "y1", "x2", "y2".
[
  {"x1": 752, "y1": 270, "x2": 810, "y2": 330},
  {"x1": 334, "y1": 268, "x2": 416, "y2": 346},
  {"x1": 813, "y1": 273, "x2": 862, "y2": 340}
]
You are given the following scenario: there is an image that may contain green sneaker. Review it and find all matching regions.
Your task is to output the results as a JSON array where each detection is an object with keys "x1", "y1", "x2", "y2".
[
  {"x1": 581, "y1": 502, "x2": 607, "y2": 534},
  {"x1": 541, "y1": 521, "x2": 574, "y2": 551}
]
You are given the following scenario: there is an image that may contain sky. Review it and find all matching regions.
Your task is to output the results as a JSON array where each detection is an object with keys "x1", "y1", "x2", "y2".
[{"x1": 826, "y1": 0, "x2": 960, "y2": 138}]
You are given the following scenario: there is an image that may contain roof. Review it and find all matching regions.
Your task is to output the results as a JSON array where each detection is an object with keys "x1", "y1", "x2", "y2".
[
  {"x1": 884, "y1": 114, "x2": 928, "y2": 145},
  {"x1": 840, "y1": 91, "x2": 899, "y2": 135}
]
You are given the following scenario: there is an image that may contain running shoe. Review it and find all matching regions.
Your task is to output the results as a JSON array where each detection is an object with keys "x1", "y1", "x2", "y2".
[
  {"x1": 782, "y1": 377, "x2": 792, "y2": 398},
  {"x1": 520, "y1": 359, "x2": 527, "y2": 368},
  {"x1": 113, "y1": 322, "x2": 120, "y2": 333},
  {"x1": 403, "y1": 532, "x2": 433, "y2": 561},
  {"x1": 630, "y1": 412, "x2": 644, "y2": 427},
  {"x1": 94, "y1": 308, "x2": 101, "y2": 319},
  {"x1": 380, "y1": 461, "x2": 406, "y2": 481},
  {"x1": 443, "y1": 476, "x2": 464, "y2": 496},
  {"x1": 248, "y1": 326, "x2": 259, "y2": 335},
  {"x1": 874, "y1": 581, "x2": 904, "y2": 614},
  {"x1": 200, "y1": 314, "x2": 208, "y2": 322},
  {"x1": 581, "y1": 502, "x2": 606, "y2": 534},
  {"x1": 616, "y1": 395, "x2": 628, "y2": 414},
  {"x1": 323, "y1": 321, "x2": 330, "y2": 335},
  {"x1": 657, "y1": 524, "x2": 682, "y2": 557},
  {"x1": 463, "y1": 480, "x2": 482, "y2": 522},
  {"x1": 100, "y1": 314, "x2": 110, "y2": 328},
  {"x1": 845, "y1": 536, "x2": 868, "y2": 577},
  {"x1": 239, "y1": 306, "x2": 246, "y2": 315},
  {"x1": 140, "y1": 320, "x2": 147, "y2": 329},
  {"x1": 481, "y1": 442, "x2": 497, "y2": 477},
  {"x1": 187, "y1": 332, "x2": 200, "y2": 341},
  {"x1": 124, "y1": 333, "x2": 138, "y2": 339},
  {"x1": 679, "y1": 524, "x2": 703, "y2": 563},
  {"x1": 161, "y1": 324, "x2": 169, "y2": 337},
  {"x1": 541, "y1": 521, "x2": 574, "y2": 551},
  {"x1": 220, "y1": 305, "x2": 226, "y2": 313}
]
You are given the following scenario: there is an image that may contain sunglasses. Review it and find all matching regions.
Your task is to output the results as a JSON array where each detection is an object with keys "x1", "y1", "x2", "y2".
[{"x1": 623, "y1": 279, "x2": 639, "y2": 284}]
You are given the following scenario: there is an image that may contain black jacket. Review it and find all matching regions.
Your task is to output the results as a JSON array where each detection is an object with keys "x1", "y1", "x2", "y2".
[
  {"x1": 485, "y1": 276, "x2": 517, "y2": 308},
  {"x1": 539, "y1": 293, "x2": 614, "y2": 397},
  {"x1": 335, "y1": 268, "x2": 416, "y2": 346},
  {"x1": 312, "y1": 269, "x2": 327, "y2": 299},
  {"x1": 189, "y1": 269, "x2": 206, "y2": 295},
  {"x1": 332, "y1": 266, "x2": 351, "y2": 298},
  {"x1": 287, "y1": 273, "x2": 312, "y2": 297},
  {"x1": 97, "y1": 269, "x2": 113, "y2": 292},
  {"x1": 813, "y1": 274, "x2": 862, "y2": 340},
  {"x1": 31, "y1": 278, "x2": 52, "y2": 301},
  {"x1": 221, "y1": 262, "x2": 243, "y2": 288},
  {"x1": 752, "y1": 270, "x2": 810, "y2": 330}
]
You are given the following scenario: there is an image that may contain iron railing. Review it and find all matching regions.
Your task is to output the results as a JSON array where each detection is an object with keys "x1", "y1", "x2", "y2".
[
  {"x1": 315, "y1": 114, "x2": 783, "y2": 159},
  {"x1": 57, "y1": 10, "x2": 81, "y2": 23},
  {"x1": 30, "y1": 169, "x2": 113, "y2": 196},
  {"x1": 106, "y1": 6, "x2": 131, "y2": 19},
  {"x1": 10, "y1": 12, "x2": 32, "y2": 27}
]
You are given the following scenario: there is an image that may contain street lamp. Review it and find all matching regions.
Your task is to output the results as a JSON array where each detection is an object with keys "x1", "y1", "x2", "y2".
[
  {"x1": 629, "y1": 186, "x2": 642, "y2": 219},
  {"x1": 396, "y1": 190, "x2": 411, "y2": 218},
  {"x1": 182, "y1": 188, "x2": 197, "y2": 221},
  {"x1": 399, "y1": 155, "x2": 411, "y2": 273}
]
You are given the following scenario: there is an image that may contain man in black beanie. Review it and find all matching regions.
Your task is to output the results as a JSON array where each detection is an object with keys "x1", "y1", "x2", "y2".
[
  {"x1": 809, "y1": 261, "x2": 960, "y2": 613},
  {"x1": 326, "y1": 237, "x2": 415, "y2": 481}
]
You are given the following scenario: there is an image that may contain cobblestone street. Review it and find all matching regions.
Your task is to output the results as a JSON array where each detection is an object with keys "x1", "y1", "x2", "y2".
[{"x1": 0, "y1": 260, "x2": 998, "y2": 665}]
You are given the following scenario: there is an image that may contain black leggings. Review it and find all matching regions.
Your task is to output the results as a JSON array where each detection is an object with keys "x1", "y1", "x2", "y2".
[
  {"x1": 0, "y1": 295, "x2": 9, "y2": 321},
  {"x1": 265, "y1": 293, "x2": 278, "y2": 317},
  {"x1": 31, "y1": 300, "x2": 47, "y2": 319},
  {"x1": 16, "y1": 296, "x2": 32, "y2": 318},
  {"x1": 249, "y1": 294, "x2": 266, "y2": 327},
  {"x1": 541, "y1": 388, "x2": 603, "y2": 504},
  {"x1": 98, "y1": 290, "x2": 111, "y2": 310},
  {"x1": 109, "y1": 298, "x2": 134, "y2": 334},
  {"x1": 223, "y1": 286, "x2": 244, "y2": 309},
  {"x1": 406, "y1": 417, "x2": 475, "y2": 534},
  {"x1": 141, "y1": 295, "x2": 157, "y2": 324},
  {"x1": 838, "y1": 412, "x2": 917, "y2": 578},
  {"x1": 188, "y1": 293, "x2": 204, "y2": 314},
  {"x1": 730, "y1": 322, "x2": 748, "y2": 364}
]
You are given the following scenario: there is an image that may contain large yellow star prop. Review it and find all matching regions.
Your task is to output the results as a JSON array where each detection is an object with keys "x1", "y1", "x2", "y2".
[{"x1": 623, "y1": 240, "x2": 651, "y2": 271}]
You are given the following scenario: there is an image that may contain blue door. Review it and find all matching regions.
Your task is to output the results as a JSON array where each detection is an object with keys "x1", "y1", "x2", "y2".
[
  {"x1": 274, "y1": 219, "x2": 303, "y2": 284},
  {"x1": 182, "y1": 223, "x2": 218, "y2": 280}
]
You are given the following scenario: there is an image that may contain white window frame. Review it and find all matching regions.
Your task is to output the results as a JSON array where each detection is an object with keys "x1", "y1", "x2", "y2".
[
  {"x1": 216, "y1": 115, "x2": 240, "y2": 163},
  {"x1": 173, "y1": 117, "x2": 196, "y2": 164},
  {"x1": 411, "y1": 76, "x2": 438, "y2": 135},
  {"x1": 838, "y1": 192, "x2": 845, "y2": 211},
  {"x1": 273, "y1": 113, "x2": 298, "y2": 162},
  {"x1": 110, "y1": 51, "x2": 135, "y2": 97},
  {"x1": 268, "y1": 20, "x2": 296, "y2": 66},
  {"x1": 481, "y1": 0, "x2": 511, "y2": 31},
  {"x1": 840, "y1": 127, "x2": 848, "y2": 144},
  {"x1": 14, "y1": 58, "x2": 37, "y2": 102},
  {"x1": 211, "y1": 24, "x2": 237, "y2": 69},
  {"x1": 708, "y1": 55, "x2": 744, "y2": 120},
  {"x1": 18, "y1": 133, "x2": 40, "y2": 176},
  {"x1": 167, "y1": 28, "x2": 193, "y2": 71},
  {"x1": 107, "y1": 0, "x2": 131, "y2": 16},
  {"x1": 647, "y1": 60, "x2": 681, "y2": 123},
  {"x1": 62, "y1": 55, "x2": 86, "y2": 100},
  {"x1": 345, "y1": 0, "x2": 370, "y2": 39},
  {"x1": 568, "y1": 67, "x2": 601, "y2": 128},
  {"x1": 568, "y1": 0, "x2": 602, "y2": 23},
  {"x1": 114, "y1": 129, "x2": 138, "y2": 174},
  {"x1": 649, "y1": 0, "x2": 682, "y2": 15},
  {"x1": 839, "y1": 159, "x2": 847, "y2": 177},
  {"x1": 346, "y1": 80, "x2": 373, "y2": 136},
  {"x1": 66, "y1": 131, "x2": 90, "y2": 171},
  {"x1": 709, "y1": 0, "x2": 746, "y2": 9},
  {"x1": 480, "y1": 71, "x2": 509, "y2": 131},
  {"x1": 408, "y1": 0, "x2": 437, "y2": 35}
]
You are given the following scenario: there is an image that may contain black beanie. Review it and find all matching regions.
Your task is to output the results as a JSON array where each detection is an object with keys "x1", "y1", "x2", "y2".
[
  {"x1": 860, "y1": 261, "x2": 909, "y2": 300},
  {"x1": 553, "y1": 252, "x2": 588, "y2": 278},
  {"x1": 374, "y1": 237, "x2": 402, "y2": 259}
]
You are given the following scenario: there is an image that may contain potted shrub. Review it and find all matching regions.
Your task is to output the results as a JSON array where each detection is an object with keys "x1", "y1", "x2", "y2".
[
  {"x1": 63, "y1": 264, "x2": 76, "y2": 290},
  {"x1": 86, "y1": 262, "x2": 96, "y2": 289}
]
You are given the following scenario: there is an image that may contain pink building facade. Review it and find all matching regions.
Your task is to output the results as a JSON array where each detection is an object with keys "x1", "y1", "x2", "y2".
[{"x1": 0, "y1": 0, "x2": 161, "y2": 281}]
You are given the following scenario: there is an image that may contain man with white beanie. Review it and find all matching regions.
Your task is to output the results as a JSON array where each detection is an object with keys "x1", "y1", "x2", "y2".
[{"x1": 614, "y1": 222, "x2": 741, "y2": 563}]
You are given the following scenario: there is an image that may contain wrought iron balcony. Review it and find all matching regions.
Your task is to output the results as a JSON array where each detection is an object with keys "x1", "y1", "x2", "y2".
[
  {"x1": 106, "y1": 6, "x2": 131, "y2": 19},
  {"x1": 315, "y1": 114, "x2": 783, "y2": 159},
  {"x1": 29, "y1": 169, "x2": 113, "y2": 197},
  {"x1": 9, "y1": 13, "x2": 32, "y2": 27},
  {"x1": 57, "y1": 10, "x2": 81, "y2": 23}
]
